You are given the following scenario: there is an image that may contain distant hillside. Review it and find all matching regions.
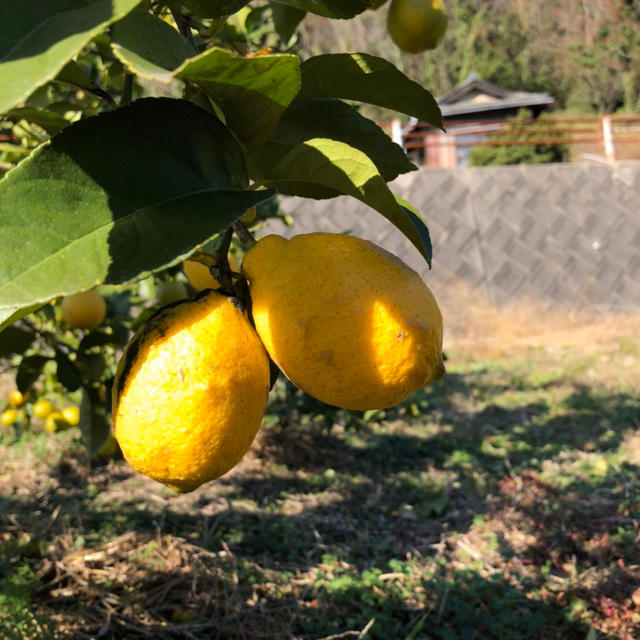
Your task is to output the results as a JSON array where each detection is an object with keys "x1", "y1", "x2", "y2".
[{"x1": 295, "y1": 0, "x2": 640, "y2": 116}]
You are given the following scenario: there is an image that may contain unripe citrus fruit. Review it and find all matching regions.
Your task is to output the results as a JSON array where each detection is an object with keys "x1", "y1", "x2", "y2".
[
  {"x1": 156, "y1": 280, "x2": 188, "y2": 306},
  {"x1": 112, "y1": 290, "x2": 270, "y2": 493},
  {"x1": 61, "y1": 406, "x2": 80, "y2": 426},
  {"x1": 9, "y1": 389, "x2": 27, "y2": 407},
  {"x1": 240, "y1": 206, "x2": 256, "y2": 225},
  {"x1": 387, "y1": 0, "x2": 448, "y2": 53},
  {"x1": 183, "y1": 253, "x2": 240, "y2": 291},
  {"x1": 33, "y1": 399, "x2": 56, "y2": 420},
  {"x1": 61, "y1": 290, "x2": 107, "y2": 329},
  {"x1": 1, "y1": 409, "x2": 17, "y2": 426},
  {"x1": 45, "y1": 412, "x2": 68, "y2": 432},
  {"x1": 96, "y1": 433, "x2": 119, "y2": 458},
  {"x1": 242, "y1": 233, "x2": 444, "y2": 410}
]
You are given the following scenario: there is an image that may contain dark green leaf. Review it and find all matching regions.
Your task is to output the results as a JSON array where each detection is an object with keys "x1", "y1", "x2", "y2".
[
  {"x1": 394, "y1": 195, "x2": 432, "y2": 267},
  {"x1": 176, "y1": 48, "x2": 301, "y2": 149},
  {"x1": 55, "y1": 349, "x2": 83, "y2": 392},
  {"x1": 271, "y1": 0, "x2": 368, "y2": 18},
  {"x1": 0, "y1": 0, "x2": 142, "y2": 114},
  {"x1": 55, "y1": 60, "x2": 116, "y2": 108},
  {"x1": 180, "y1": 0, "x2": 251, "y2": 18},
  {"x1": 257, "y1": 137, "x2": 432, "y2": 265},
  {"x1": 110, "y1": 8, "x2": 194, "y2": 80},
  {"x1": 297, "y1": 53, "x2": 443, "y2": 129},
  {"x1": 271, "y1": 4, "x2": 306, "y2": 42},
  {"x1": 258, "y1": 99, "x2": 415, "y2": 182},
  {"x1": 76, "y1": 352, "x2": 107, "y2": 384},
  {"x1": 16, "y1": 354, "x2": 50, "y2": 392},
  {"x1": 0, "y1": 98, "x2": 275, "y2": 309},
  {"x1": 79, "y1": 387, "x2": 111, "y2": 457},
  {"x1": 79, "y1": 330, "x2": 129, "y2": 351},
  {"x1": 0, "y1": 326, "x2": 35, "y2": 358}
]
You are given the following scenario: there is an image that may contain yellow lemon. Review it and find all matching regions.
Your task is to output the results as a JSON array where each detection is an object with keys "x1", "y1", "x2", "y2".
[
  {"x1": 61, "y1": 290, "x2": 107, "y2": 329},
  {"x1": 242, "y1": 233, "x2": 444, "y2": 411},
  {"x1": 387, "y1": 0, "x2": 448, "y2": 53},
  {"x1": 183, "y1": 253, "x2": 240, "y2": 291},
  {"x1": 112, "y1": 290, "x2": 270, "y2": 492},
  {"x1": 1, "y1": 409, "x2": 17, "y2": 427},
  {"x1": 61, "y1": 406, "x2": 80, "y2": 426},
  {"x1": 45, "y1": 412, "x2": 68, "y2": 433},
  {"x1": 32, "y1": 399, "x2": 56, "y2": 420},
  {"x1": 9, "y1": 389, "x2": 28, "y2": 407}
]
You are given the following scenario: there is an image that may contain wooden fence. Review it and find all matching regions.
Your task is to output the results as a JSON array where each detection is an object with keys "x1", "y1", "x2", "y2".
[{"x1": 401, "y1": 115, "x2": 640, "y2": 166}]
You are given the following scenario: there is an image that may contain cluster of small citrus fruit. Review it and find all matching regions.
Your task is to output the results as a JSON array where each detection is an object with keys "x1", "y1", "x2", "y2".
[
  {"x1": 1, "y1": 389, "x2": 79, "y2": 433},
  {"x1": 111, "y1": 232, "x2": 444, "y2": 493},
  {"x1": 374, "y1": 0, "x2": 448, "y2": 53}
]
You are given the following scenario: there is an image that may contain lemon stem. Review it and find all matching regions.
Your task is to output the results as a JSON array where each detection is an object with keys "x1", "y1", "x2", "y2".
[{"x1": 232, "y1": 221, "x2": 256, "y2": 247}]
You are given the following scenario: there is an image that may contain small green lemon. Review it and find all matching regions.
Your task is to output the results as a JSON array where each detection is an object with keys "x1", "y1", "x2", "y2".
[
  {"x1": 156, "y1": 281, "x2": 188, "y2": 306},
  {"x1": 61, "y1": 290, "x2": 107, "y2": 329},
  {"x1": 387, "y1": 0, "x2": 448, "y2": 53}
]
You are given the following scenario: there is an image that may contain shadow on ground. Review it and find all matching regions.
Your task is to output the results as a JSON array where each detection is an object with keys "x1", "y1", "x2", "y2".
[{"x1": 1, "y1": 361, "x2": 639, "y2": 639}]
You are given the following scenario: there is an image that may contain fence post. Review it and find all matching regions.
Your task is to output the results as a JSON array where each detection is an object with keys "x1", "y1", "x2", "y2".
[{"x1": 602, "y1": 114, "x2": 615, "y2": 163}]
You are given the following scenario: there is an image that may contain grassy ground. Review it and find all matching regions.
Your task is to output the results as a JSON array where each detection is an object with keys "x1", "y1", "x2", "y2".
[{"x1": 1, "y1": 309, "x2": 639, "y2": 639}]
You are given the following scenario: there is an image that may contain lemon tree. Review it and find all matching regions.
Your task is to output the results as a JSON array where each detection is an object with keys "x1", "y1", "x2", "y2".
[{"x1": 0, "y1": 0, "x2": 446, "y2": 485}]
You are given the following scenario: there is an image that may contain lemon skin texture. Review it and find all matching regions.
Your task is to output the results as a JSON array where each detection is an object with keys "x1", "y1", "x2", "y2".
[
  {"x1": 183, "y1": 253, "x2": 240, "y2": 291},
  {"x1": 387, "y1": 0, "x2": 448, "y2": 53},
  {"x1": 242, "y1": 233, "x2": 445, "y2": 411},
  {"x1": 112, "y1": 290, "x2": 270, "y2": 493},
  {"x1": 61, "y1": 290, "x2": 107, "y2": 329}
]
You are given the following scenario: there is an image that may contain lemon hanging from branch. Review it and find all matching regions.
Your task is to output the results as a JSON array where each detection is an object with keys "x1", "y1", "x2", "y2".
[
  {"x1": 387, "y1": 0, "x2": 448, "y2": 53},
  {"x1": 112, "y1": 290, "x2": 270, "y2": 493},
  {"x1": 242, "y1": 233, "x2": 444, "y2": 411}
]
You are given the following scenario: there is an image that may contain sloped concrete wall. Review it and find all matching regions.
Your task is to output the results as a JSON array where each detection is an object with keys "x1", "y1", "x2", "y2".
[{"x1": 262, "y1": 163, "x2": 640, "y2": 312}]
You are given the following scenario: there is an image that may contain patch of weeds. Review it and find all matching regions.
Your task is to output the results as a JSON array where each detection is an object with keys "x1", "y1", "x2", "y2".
[{"x1": 0, "y1": 563, "x2": 56, "y2": 640}]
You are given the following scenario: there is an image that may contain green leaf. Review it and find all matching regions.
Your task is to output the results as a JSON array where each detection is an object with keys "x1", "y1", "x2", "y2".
[
  {"x1": 176, "y1": 48, "x2": 301, "y2": 149},
  {"x1": 54, "y1": 60, "x2": 116, "y2": 108},
  {"x1": 271, "y1": 4, "x2": 307, "y2": 42},
  {"x1": 110, "y1": 8, "x2": 194, "y2": 81},
  {"x1": 257, "y1": 138, "x2": 432, "y2": 265},
  {"x1": 0, "y1": 0, "x2": 142, "y2": 114},
  {"x1": 16, "y1": 354, "x2": 50, "y2": 393},
  {"x1": 79, "y1": 387, "x2": 111, "y2": 457},
  {"x1": 271, "y1": 0, "x2": 369, "y2": 18},
  {"x1": 0, "y1": 326, "x2": 35, "y2": 358},
  {"x1": 55, "y1": 349, "x2": 83, "y2": 392},
  {"x1": 0, "y1": 304, "x2": 43, "y2": 333},
  {"x1": 0, "y1": 98, "x2": 275, "y2": 310},
  {"x1": 180, "y1": 0, "x2": 251, "y2": 18},
  {"x1": 297, "y1": 53, "x2": 443, "y2": 128},
  {"x1": 259, "y1": 99, "x2": 415, "y2": 182}
]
